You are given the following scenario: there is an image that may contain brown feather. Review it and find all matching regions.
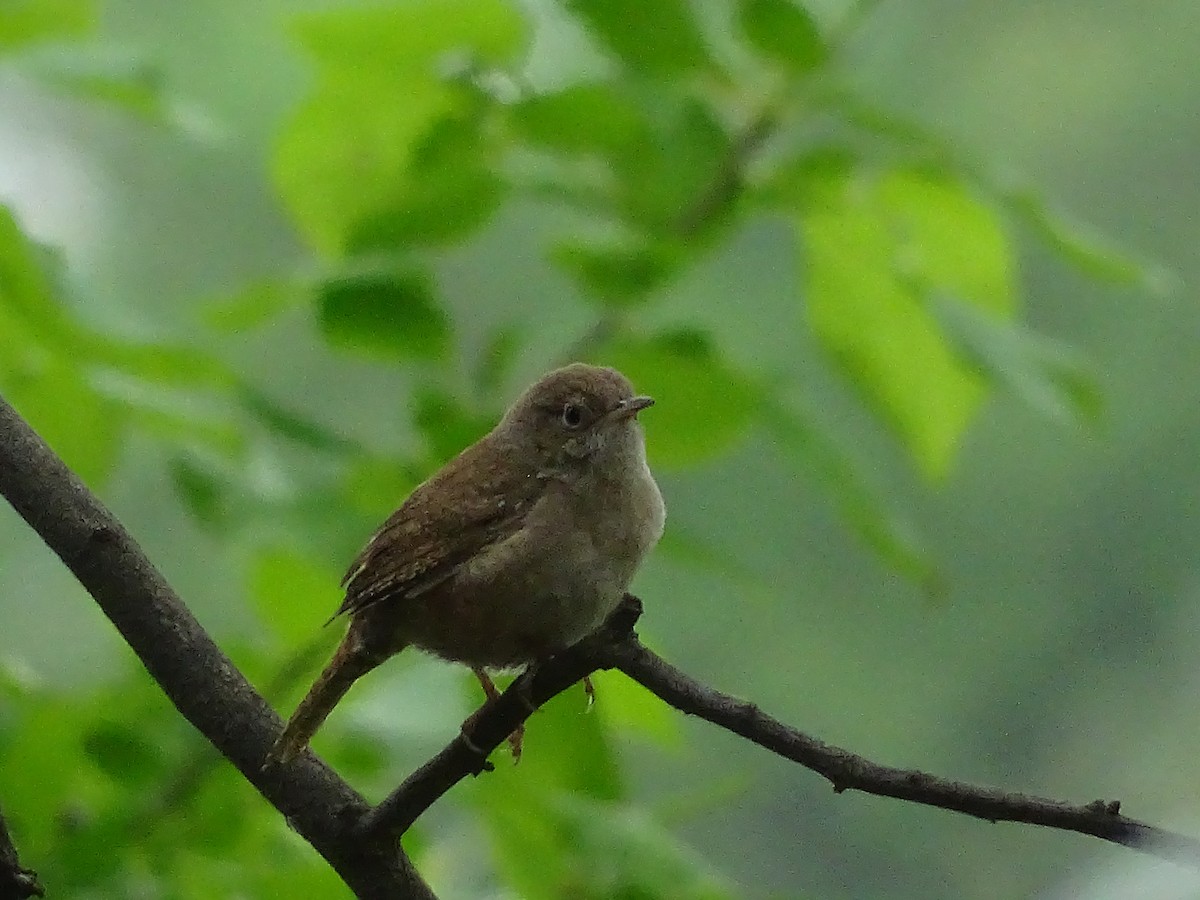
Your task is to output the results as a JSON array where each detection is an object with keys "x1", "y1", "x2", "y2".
[{"x1": 333, "y1": 436, "x2": 544, "y2": 620}]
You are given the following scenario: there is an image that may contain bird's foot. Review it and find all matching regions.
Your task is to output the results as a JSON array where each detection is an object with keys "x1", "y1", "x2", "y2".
[
  {"x1": 473, "y1": 667, "x2": 501, "y2": 702},
  {"x1": 456, "y1": 725, "x2": 495, "y2": 772},
  {"x1": 471, "y1": 667, "x2": 526, "y2": 762}
]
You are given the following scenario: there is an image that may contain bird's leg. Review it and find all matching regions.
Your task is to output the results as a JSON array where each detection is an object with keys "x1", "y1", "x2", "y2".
[
  {"x1": 458, "y1": 670, "x2": 496, "y2": 765},
  {"x1": 512, "y1": 663, "x2": 540, "y2": 714},
  {"x1": 474, "y1": 668, "x2": 501, "y2": 702},
  {"x1": 505, "y1": 722, "x2": 524, "y2": 762},
  {"x1": 465, "y1": 668, "x2": 524, "y2": 762},
  {"x1": 583, "y1": 674, "x2": 596, "y2": 709}
]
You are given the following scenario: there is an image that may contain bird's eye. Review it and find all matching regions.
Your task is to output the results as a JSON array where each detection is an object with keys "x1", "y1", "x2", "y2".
[{"x1": 561, "y1": 402, "x2": 584, "y2": 429}]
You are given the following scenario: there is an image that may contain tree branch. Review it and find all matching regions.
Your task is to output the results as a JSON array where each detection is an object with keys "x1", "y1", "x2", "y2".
[
  {"x1": 674, "y1": 106, "x2": 777, "y2": 239},
  {"x1": 0, "y1": 803, "x2": 43, "y2": 899},
  {"x1": 6, "y1": 381, "x2": 1199, "y2": 885},
  {"x1": 0, "y1": 394, "x2": 435, "y2": 900},
  {"x1": 360, "y1": 597, "x2": 645, "y2": 837},
  {"x1": 601, "y1": 633, "x2": 1200, "y2": 866},
  {"x1": 365, "y1": 596, "x2": 1200, "y2": 869}
]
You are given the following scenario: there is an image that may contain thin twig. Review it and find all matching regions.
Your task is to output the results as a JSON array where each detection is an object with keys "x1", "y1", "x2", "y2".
[
  {"x1": 365, "y1": 595, "x2": 1200, "y2": 869},
  {"x1": 675, "y1": 107, "x2": 779, "y2": 238},
  {"x1": 600, "y1": 635, "x2": 1200, "y2": 866}
]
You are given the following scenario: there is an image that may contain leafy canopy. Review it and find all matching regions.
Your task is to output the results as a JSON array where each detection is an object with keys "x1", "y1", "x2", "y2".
[{"x1": 0, "y1": 0, "x2": 1155, "y2": 896}]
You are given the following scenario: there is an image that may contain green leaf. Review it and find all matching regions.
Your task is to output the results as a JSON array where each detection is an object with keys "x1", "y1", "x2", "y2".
[
  {"x1": 0, "y1": 210, "x2": 124, "y2": 484},
  {"x1": 613, "y1": 98, "x2": 733, "y2": 233},
  {"x1": 603, "y1": 330, "x2": 762, "y2": 467},
  {"x1": 17, "y1": 47, "x2": 171, "y2": 123},
  {"x1": 348, "y1": 165, "x2": 504, "y2": 250},
  {"x1": 829, "y1": 93, "x2": 1168, "y2": 295},
  {"x1": 237, "y1": 848, "x2": 348, "y2": 900},
  {"x1": 0, "y1": 204, "x2": 74, "y2": 334},
  {"x1": 292, "y1": 0, "x2": 524, "y2": 75},
  {"x1": 566, "y1": 0, "x2": 712, "y2": 76},
  {"x1": 553, "y1": 239, "x2": 681, "y2": 307},
  {"x1": 317, "y1": 730, "x2": 391, "y2": 783},
  {"x1": 275, "y1": 0, "x2": 525, "y2": 252},
  {"x1": 346, "y1": 115, "x2": 506, "y2": 251},
  {"x1": 238, "y1": 385, "x2": 359, "y2": 453},
  {"x1": 275, "y1": 74, "x2": 456, "y2": 253},
  {"x1": 2, "y1": 359, "x2": 123, "y2": 485},
  {"x1": 516, "y1": 89, "x2": 735, "y2": 234},
  {"x1": 934, "y1": 298, "x2": 1103, "y2": 425},
  {"x1": 106, "y1": 391, "x2": 243, "y2": 457},
  {"x1": 1, "y1": 205, "x2": 234, "y2": 393},
  {"x1": 82, "y1": 721, "x2": 166, "y2": 787},
  {"x1": 739, "y1": 0, "x2": 826, "y2": 73},
  {"x1": 795, "y1": 164, "x2": 996, "y2": 478},
  {"x1": 84, "y1": 339, "x2": 235, "y2": 391},
  {"x1": 317, "y1": 270, "x2": 450, "y2": 360},
  {"x1": 878, "y1": 167, "x2": 1016, "y2": 315},
  {"x1": 0, "y1": 700, "x2": 103, "y2": 861},
  {"x1": 169, "y1": 456, "x2": 231, "y2": 527},
  {"x1": 1004, "y1": 189, "x2": 1171, "y2": 293},
  {"x1": 156, "y1": 765, "x2": 254, "y2": 857},
  {"x1": 250, "y1": 546, "x2": 340, "y2": 644},
  {"x1": 478, "y1": 786, "x2": 569, "y2": 897},
  {"x1": 0, "y1": 0, "x2": 95, "y2": 50},
  {"x1": 511, "y1": 83, "x2": 647, "y2": 155},
  {"x1": 518, "y1": 87, "x2": 739, "y2": 234},
  {"x1": 202, "y1": 279, "x2": 306, "y2": 333}
]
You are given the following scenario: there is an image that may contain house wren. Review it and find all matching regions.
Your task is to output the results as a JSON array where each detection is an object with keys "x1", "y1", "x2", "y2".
[{"x1": 267, "y1": 363, "x2": 665, "y2": 764}]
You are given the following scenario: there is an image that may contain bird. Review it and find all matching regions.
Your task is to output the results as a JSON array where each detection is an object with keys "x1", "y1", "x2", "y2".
[{"x1": 266, "y1": 362, "x2": 665, "y2": 765}]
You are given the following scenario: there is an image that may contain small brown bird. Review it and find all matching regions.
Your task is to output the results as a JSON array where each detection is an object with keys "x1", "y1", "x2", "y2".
[{"x1": 267, "y1": 363, "x2": 665, "y2": 764}]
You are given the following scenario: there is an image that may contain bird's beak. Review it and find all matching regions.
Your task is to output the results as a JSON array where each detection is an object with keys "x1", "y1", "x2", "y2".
[{"x1": 612, "y1": 395, "x2": 655, "y2": 419}]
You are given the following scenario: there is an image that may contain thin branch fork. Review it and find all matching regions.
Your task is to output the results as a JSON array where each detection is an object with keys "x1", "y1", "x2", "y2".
[{"x1": 360, "y1": 598, "x2": 645, "y2": 837}]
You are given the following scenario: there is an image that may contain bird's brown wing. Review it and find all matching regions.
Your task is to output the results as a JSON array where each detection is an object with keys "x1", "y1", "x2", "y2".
[{"x1": 333, "y1": 440, "x2": 542, "y2": 620}]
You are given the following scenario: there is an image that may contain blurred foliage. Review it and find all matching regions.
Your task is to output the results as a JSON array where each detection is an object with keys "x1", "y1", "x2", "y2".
[{"x1": 0, "y1": 0, "x2": 1159, "y2": 896}]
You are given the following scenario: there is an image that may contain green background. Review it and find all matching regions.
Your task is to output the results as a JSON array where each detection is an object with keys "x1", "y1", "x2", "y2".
[{"x1": 1, "y1": 0, "x2": 1198, "y2": 897}]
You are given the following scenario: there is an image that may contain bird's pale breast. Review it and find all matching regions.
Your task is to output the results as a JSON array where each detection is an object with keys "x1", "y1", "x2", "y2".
[{"x1": 401, "y1": 423, "x2": 663, "y2": 668}]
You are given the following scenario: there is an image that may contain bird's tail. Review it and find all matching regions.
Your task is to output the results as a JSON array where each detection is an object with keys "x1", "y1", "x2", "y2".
[{"x1": 265, "y1": 628, "x2": 393, "y2": 766}]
